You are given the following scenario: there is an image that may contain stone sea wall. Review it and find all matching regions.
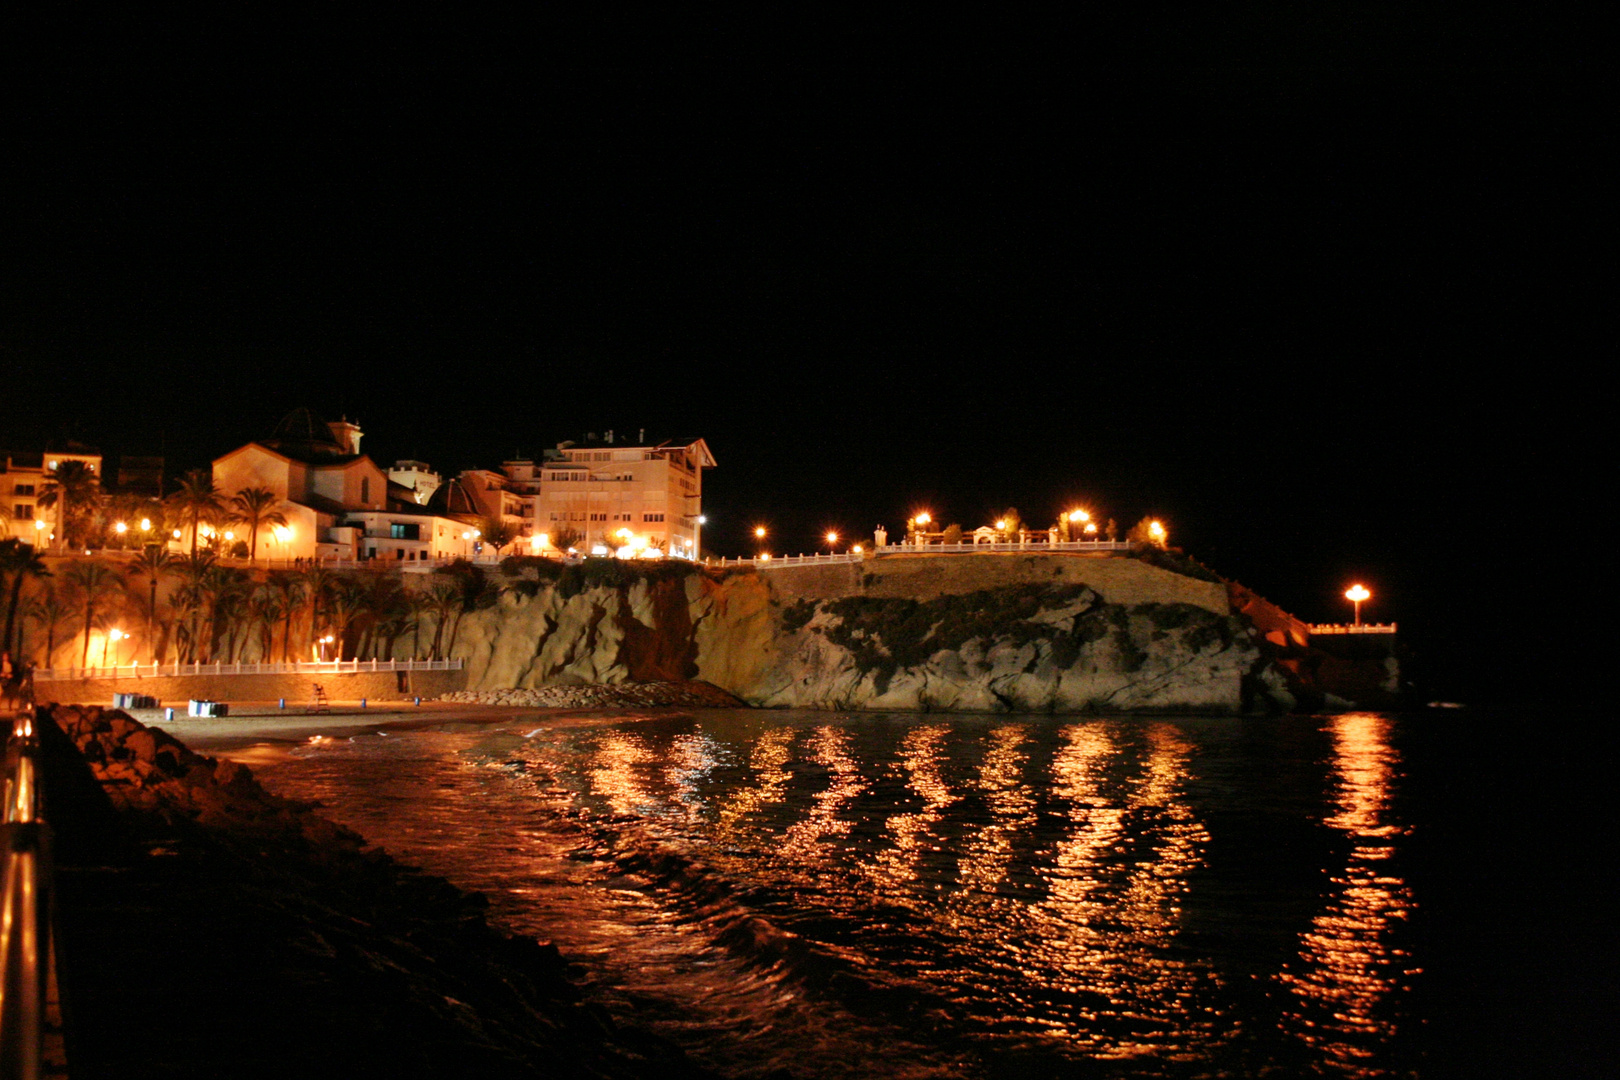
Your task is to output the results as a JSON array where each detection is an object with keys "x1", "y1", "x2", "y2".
[{"x1": 449, "y1": 553, "x2": 1269, "y2": 714}]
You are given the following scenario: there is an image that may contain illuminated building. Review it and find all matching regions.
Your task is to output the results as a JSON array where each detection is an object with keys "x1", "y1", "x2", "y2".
[{"x1": 534, "y1": 431, "x2": 714, "y2": 558}]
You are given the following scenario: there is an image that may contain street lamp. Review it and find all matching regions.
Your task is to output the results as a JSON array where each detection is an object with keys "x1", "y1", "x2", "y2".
[
  {"x1": 103, "y1": 628, "x2": 124, "y2": 667},
  {"x1": 1345, "y1": 584, "x2": 1371, "y2": 626},
  {"x1": 825, "y1": 531, "x2": 839, "y2": 553}
]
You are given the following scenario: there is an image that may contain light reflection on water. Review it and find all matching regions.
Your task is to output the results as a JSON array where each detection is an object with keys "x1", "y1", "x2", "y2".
[
  {"x1": 1277, "y1": 712, "x2": 1416, "y2": 1077},
  {"x1": 249, "y1": 709, "x2": 1421, "y2": 1079}
]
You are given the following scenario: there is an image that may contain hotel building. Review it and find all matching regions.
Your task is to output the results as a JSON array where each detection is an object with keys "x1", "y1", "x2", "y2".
[{"x1": 536, "y1": 433, "x2": 714, "y2": 558}]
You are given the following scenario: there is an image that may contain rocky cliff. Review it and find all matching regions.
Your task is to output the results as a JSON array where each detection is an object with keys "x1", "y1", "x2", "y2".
[{"x1": 448, "y1": 553, "x2": 1267, "y2": 714}]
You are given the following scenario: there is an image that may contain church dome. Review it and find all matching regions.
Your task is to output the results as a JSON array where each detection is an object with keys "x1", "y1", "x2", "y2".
[
  {"x1": 269, "y1": 407, "x2": 345, "y2": 457},
  {"x1": 425, "y1": 476, "x2": 481, "y2": 517}
]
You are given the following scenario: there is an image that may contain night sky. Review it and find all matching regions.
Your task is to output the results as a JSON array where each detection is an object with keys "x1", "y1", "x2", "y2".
[{"x1": 3, "y1": 14, "x2": 1598, "y2": 705}]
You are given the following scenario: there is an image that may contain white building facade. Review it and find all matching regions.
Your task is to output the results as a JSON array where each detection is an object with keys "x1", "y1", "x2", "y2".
[{"x1": 534, "y1": 435, "x2": 714, "y2": 558}]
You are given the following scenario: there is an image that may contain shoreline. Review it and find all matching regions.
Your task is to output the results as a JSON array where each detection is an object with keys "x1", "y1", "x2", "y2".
[{"x1": 36, "y1": 702, "x2": 718, "y2": 1079}]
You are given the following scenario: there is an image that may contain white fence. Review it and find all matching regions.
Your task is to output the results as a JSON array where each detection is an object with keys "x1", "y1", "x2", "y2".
[
  {"x1": 1307, "y1": 623, "x2": 1398, "y2": 635},
  {"x1": 33, "y1": 658, "x2": 463, "y2": 682},
  {"x1": 709, "y1": 540, "x2": 1135, "y2": 569}
]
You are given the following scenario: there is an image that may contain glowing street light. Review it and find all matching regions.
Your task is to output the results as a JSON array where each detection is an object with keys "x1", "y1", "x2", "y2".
[
  {"x1": 754, "y1": 526, "x2": 767, "y2": 539},
  {"x1": 103, "y1": 628, "x2": 124, "y2": 667},
  {"x1": 825, "y1": 531, "x2": 839, "y2": 551},
  {"x1": 1345, "y1": 584, "x2": 1371, "y2": 626},
  {"x1": 1148, "y1": 520, "x2": 1167, "y2": 546}
]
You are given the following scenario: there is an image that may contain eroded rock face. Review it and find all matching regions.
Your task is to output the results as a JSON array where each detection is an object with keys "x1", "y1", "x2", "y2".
[{"x1": 453, "y1": 558, "x2": 1262, "y2": 714}]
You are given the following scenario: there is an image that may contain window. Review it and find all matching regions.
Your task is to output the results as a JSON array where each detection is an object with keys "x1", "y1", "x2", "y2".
[
  {"x1": 13, "y1": 485, "x2": 33, "y2": 497},
  {"x1": 643, "y1": 512, "x2": 665, "y2": 522},
  {"x1": 390, "y1": 523, "x2": 420, "y2": 540},
  {"x1": 13, "y1": 505, "x2": 33, "y2": 520},
  {"x1": 589, "y1": 512, "x2": 607, "y2": 522},
  {"x1": 361, "y1": 477, "x2": 371, "y2": 504}
]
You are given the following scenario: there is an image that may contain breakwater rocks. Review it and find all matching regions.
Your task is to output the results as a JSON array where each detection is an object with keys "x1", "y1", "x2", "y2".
[
  {"x1": 41, "y1": 704, "x2": 714, "y2": 1080},
  {"x1": 451, "y1": 553, "x2": 1267, "y2": 713},
  {"x1": 442, "y1": 679, "x2": 744, "y2": 710}
]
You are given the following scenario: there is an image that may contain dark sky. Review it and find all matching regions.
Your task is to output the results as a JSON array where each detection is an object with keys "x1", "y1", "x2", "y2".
[{"x1": 2, "y1": 13, "x2": 1599, "y2": 703}]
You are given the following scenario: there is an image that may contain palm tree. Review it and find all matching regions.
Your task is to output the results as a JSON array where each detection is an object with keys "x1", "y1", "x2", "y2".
[
  {"x1": 171, "y1": 552, "x2": 218, "y2": 662},
  {"x1": 126, "y1": 544, "x2": 176, "y2": 663},
  {"x1": 425, "y1": 582, "x2": 459, "y2": 659},
  {"x1": 1, "y1": 538, "x2": 51, "y2": 656},
  {"x1": 405, "y1": 591, "x2": 431, "y2": 659},
  {"x1": 167, "y1": 469, "x2": 225, "y2": 559},
  {"x1": 249, "y1": 584, "x2": 287, "y2": 663},
  {"x1": 324, "y1": 580, "x2": 368, "y2": 661},
  {"x1": 37, "y1": 460, "x2": 102, "y2": 550},
  {"x1": 198, "y1": 564, "x2": 247, "y2": 663},
  {"x1": 61, "y1": 560, "x2": 123, "y2": 669},
  {"x1": 24, "y1": 587, "x2": 72, "y2": 669},
  {"x1": 228, "y1": 487, "x2": 289, "y2": 564},
  {"x1": 268, "y1": 571, "x2": 308, "y2": 662}
]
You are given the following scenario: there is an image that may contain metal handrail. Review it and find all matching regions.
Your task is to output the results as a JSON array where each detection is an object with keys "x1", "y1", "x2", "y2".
[{"x1": 1, "y1": 687, "x2": 58, "y2": 1080}]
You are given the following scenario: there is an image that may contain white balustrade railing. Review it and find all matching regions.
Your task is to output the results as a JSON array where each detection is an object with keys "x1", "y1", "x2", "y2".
[
  {"x1": 33, "y1": 658, "x2": 463, "y2": 682},
  {"x1": 708, "y1": 540, "x2": 1135, "y2": 568},
  {"x1": 1307, "y1": 623, "x2": 1398, "y2": 635}
]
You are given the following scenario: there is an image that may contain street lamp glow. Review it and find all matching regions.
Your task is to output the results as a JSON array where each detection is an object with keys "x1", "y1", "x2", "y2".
[
  {"x1": 1068, "y1": 509, "x2": 1089, "y2": 523},
  {"x1": 1345, "y1": 584, "x2": 1371, "y2": 625},
  {"x1": 825, "y1": 531, "x2": 838, "y2": 546},
  {"x1": 755, "y1": 526, "x2": 767, "y2": 539},
  {"x1": 139, "y1": 518, "x2": 151, "y2": 532},
  {"x1": 915, "y1": 512, "x2": 932, "y2": 526},
  {"x1": 114, "y1": 521, "x2": 128, "y2": 534}
]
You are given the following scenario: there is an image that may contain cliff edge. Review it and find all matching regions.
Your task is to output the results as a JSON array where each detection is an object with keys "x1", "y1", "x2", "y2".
[{"x1": 449, "y1": 552, "x2": 1276, "y2": 714}]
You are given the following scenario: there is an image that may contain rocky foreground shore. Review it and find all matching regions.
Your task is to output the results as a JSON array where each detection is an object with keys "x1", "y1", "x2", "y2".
[
  {"x1": 441, "y1": 679, "x2": 744, "y2": 709},
  {"x1": 39, "y1": 703, "x2": 716, "y2": 1080}
]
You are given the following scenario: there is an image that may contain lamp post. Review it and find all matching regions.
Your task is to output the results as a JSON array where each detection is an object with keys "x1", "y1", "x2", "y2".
[
  {"x1": 754, "y1": 525, "x2": 767, "y2": 559},
  {"x1": 825, "y1": 531, "x2": 839, "y2": 554},
  {"x1": 1345, "y1": 584, "x2": 1370, "y2": 626}
]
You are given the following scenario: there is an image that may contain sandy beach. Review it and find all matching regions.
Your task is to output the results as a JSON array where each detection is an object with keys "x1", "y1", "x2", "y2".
[{"x1": 124, "y1": 700, "x2": 556, "y2": 751}]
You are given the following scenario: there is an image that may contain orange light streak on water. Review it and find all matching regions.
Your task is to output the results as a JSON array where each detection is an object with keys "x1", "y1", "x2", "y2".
[
  {"x1": 1277, "y1": 712, "x2": 1417, "y2": 1077},
  {"x1": 780, "y1": 726, "x2": 862, "y2": 855},
  {"x1": 869, "y1": 724, "x2": 956, "y2": 891},
  {"x1": 1015, "y1": 722, "x2": 1222, "y2": 1061}
]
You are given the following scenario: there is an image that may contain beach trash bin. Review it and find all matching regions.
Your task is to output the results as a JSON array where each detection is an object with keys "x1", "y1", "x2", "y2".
[{"x1": 164, "y1": 707, "x2": 175, "y2": 721}]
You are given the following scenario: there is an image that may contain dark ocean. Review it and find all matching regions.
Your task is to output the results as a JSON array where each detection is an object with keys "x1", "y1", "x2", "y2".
[{"x1": 223, "y1": 708, "x2": 1612, "y2": 1079}]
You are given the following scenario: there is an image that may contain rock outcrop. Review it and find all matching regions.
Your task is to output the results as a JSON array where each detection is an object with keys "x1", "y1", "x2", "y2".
[{"x1": 448, "y1": 554, "x2": 1267, "y2": 714}]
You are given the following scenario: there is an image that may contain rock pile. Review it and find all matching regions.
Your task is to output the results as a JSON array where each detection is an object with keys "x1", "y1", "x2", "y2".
[
  {"x1": 441, "y1": 680, "x2": 744, "y2": 709},
  {"x1": 49, "y1": 703, "x2": 355, "y2": 848}
]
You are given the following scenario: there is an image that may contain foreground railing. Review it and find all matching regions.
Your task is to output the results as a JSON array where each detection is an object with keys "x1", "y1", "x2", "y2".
[
  {"x1": 34, "y1": 658, "x2": 463, "y2": 682},
  {"x1": 1, "y1": 695, "x2": 62, "y2": 1080}
]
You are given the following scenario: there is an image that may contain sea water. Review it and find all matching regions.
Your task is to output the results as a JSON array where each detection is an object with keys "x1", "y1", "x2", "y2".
[{"x1": 242, "y1": 709, "x2": 1446, "y2": 1078}]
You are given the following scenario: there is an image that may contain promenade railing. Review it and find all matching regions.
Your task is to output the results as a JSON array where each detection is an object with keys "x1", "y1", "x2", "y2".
[
  {"x1": 708, "y1": 540, "x2": 1135, "y2": 568},
  {"x1": 33, "y1": 658, "x2": 463, "y2": 682},
  {"x1": 1307, "y1": 623, "x2": 1398, "y2": 635}
]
